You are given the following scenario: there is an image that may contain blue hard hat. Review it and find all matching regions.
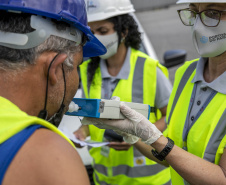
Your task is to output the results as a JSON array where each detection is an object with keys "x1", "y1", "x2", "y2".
[{"x1": 0, "y1": 0, "x2": 106, "y2": 57}]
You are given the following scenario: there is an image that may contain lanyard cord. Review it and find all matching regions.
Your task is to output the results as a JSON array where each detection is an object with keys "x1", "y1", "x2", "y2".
[
  {"x1": 38, "y1": 53, "x2": 66, "y2": 120},
  {"x1": 61, "y1": 63, "x2": 66, "y2": 108},
  {"x1": 43, "y1": 53, "x2": 60, "y2": 111}
]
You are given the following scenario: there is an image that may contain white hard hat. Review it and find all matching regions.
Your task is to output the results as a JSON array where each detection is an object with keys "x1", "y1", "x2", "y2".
[
  {"x1": 86, "y1": 0, "x2": 135, "y2": 22},
  {"x1": 177, "y1": 0, "x2": 226, "y2": 4}
]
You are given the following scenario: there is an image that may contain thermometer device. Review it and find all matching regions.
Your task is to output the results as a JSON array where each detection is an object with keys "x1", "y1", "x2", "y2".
[{"x1": 66, "y1": 98, "x2": 151, "y2": 119}]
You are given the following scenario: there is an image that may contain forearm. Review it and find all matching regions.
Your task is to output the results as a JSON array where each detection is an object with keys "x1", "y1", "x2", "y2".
[
  {"x1": 134, "y1": 139, "x2": 169, "y2": 167},
  {"x1": 154, "y1": 116, "x2": 167, "y2": 132},
  {"x1": 154, "y1": 106, "x2": 167, "y2": 132},
  {"x1": 152, "y1": 136, "x2": 226, "y2": 185}
]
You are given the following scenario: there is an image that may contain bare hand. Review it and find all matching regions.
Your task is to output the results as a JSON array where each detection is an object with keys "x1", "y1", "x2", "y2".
[{"x1": 73, "y1": 125, "x2": 89, "y2": 148}]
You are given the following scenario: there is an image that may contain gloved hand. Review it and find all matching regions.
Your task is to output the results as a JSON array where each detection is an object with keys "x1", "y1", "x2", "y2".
[
  {"x1": 82, "y1": 102, "x2": 163, "y2": 145},
  {"x1": 109, "y1": 96, "x2": 139, "y2": 144}
]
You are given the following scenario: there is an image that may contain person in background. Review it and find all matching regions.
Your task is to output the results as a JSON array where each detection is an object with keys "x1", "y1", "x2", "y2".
[
  {"x1": 84, "y1": 0, "x2": 226, "y2": 184},
  {"x1": 74, "y1": 0, "x2": 172, "y2": 184},
  {"x1": 0, "y1": 0, "x2": 106, "y2": 184}
]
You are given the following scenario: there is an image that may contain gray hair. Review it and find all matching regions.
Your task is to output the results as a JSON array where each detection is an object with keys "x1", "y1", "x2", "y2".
[{"x1": 0, "y1": 11, "x2": 81, "y2": 70}]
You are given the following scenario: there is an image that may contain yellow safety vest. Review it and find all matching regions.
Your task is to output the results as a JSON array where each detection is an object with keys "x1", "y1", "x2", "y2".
[
  {"x1": 80, "y1": 48, "x2": 171, "y2": 185},
  {"x1": 0, "y1": 96, "x2": 75, "y2": 148},
  {"x1": 166, "y1": 59, "x2": 226, "y2": 185}
]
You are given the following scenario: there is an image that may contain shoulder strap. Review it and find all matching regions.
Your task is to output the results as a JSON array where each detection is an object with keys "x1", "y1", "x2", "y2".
[{"x1": 0, "y1": 125, "x2": 43, "y2": 184}]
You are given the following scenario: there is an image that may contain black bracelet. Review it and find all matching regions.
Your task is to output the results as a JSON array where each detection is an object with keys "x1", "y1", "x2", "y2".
[{"x1": 151, "y1": 137, "x2": 174, "y2": 161}]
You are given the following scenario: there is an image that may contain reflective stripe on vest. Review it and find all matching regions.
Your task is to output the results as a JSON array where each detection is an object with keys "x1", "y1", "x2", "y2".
[
  {"x1": 94, "y1": 163, "x2": 167, "y2": 177},
  {"x1": 132, "y1": 57, "x2": 145, "y2": 103},
  {"x1": 166, "y1": 59, "x2": 226, "y2": 185},
  {"x1": 80, "y1": 49, "x2": 171, "y2": 184},
  {"x1": 94, "y1": 166, "x2": 171, "y2": 185},
  {"x1": 167, "y1": 61, "x2": 197, "y2": 125},
  {"x1": 204, "y1": 109, "x2": 226, "y2": 163}
]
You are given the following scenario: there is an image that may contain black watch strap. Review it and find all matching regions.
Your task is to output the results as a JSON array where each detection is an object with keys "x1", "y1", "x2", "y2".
[{"x1": 151, "y1": 137, "x2": 174, "y2": 161}]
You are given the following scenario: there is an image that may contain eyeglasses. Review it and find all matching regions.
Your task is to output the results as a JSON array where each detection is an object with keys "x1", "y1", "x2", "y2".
[{"x1": 177, "y1": 8, "x2": 226, "y2": 27}]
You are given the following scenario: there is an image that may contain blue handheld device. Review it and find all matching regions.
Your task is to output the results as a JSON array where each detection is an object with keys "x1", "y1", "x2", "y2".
[
  {"x1": 66, "y1": 98, "x2": 151, "y2": 119},
  {"x1": 66, "y1": 98, "x2": 102, "y2": 118}
]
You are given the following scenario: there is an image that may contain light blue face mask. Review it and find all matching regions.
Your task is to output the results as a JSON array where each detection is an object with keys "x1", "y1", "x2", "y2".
[
  {"x1": 95, "y1": 32, "x2": 119, "y2": 59},
  {"x1": 192, "y1": 16, "x2": 226, "y2": 57}
]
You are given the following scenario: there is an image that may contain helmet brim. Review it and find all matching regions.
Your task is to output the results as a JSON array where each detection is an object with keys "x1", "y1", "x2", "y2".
[
  {"x1": 73, "y1": 21, "x2": 107, "y2": 58},
  {"x1": 88, "y1": 9, "x2": 135, "y2": 23}
]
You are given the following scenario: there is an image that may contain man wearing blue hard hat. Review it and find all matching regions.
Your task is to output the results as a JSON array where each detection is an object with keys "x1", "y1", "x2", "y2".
[{"x1": 0, "y1": 0, "x2": 106, "y2": 184}]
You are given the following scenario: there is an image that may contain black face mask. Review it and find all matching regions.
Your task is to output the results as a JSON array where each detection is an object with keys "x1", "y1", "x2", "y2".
[{"x1": 38, "y1": 54, "x2": 66, "y2": 127}]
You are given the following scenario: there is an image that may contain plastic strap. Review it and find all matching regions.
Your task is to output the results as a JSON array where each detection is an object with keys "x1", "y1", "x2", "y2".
[
  {"x1": 151, "y1": 137, "x2": 174, "y2": 161},
  {"x1": 0, "y1": 15, "x2": 82, "y2": 49}
]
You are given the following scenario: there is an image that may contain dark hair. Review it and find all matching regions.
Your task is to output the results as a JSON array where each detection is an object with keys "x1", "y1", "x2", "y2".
[{"x1": 87, "y1": 13, "x2": 141, "y2": 85}]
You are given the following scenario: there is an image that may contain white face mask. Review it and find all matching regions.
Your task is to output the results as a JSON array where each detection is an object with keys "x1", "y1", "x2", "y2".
[
  {"x1": 95, "y1": 32, "x2": 119, "y2": 59},
  {"x1": 192, "y1": 17, "x2": 226, "y2": 58}
]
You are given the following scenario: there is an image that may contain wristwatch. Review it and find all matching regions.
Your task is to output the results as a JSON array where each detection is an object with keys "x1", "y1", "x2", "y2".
[{"x1": 151, "y1": 137, "x2": 174, "y2": 161}]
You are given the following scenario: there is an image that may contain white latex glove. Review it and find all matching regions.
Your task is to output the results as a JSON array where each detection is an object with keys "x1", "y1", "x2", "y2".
[
  {"x1": 82, "y1": 96, "x2": 140, "y2": 144},
  {"x1": 82, "y1": 103, "x2": 162, "y2": 145},
  {"x1": 110, "y1": 96, "x2": 140, "y2": 144},
  {"x1": 81, "y1": 117, "x2": 139, "y2": 145}
]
